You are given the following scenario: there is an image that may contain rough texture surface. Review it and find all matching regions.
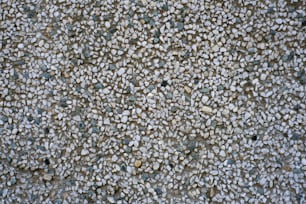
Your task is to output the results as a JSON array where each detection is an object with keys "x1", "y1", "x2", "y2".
[{"x1": 0, "y1": 0, "x2": 305, "y2": 203}]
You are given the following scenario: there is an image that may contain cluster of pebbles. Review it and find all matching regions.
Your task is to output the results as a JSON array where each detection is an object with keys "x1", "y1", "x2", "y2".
[{"x1": 0, "y1": 0, "x2": 305, "y2": 203}]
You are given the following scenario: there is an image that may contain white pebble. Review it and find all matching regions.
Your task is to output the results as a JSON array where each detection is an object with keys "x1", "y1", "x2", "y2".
[
  {"x1": 105, "y1": 21, "x2": 111, "y2": 28},
  {"x1": 260, "y1": 73, "x2": 267, "y2": 81},
  {"x1": 81, "y1": 149, "x2": 89, "y2": 155},
  {"x1": 275, "y1": 19, "x2": 283, "y2": 24},
  {"x1": 121, "y1": 116, "x2": 128, "y2": 123},
  {"x1": 302, "y1": 158, "x2": 306, "y2": 166},
  {"x1": 117, "y1": 68, "x2": 125, "y2": 76},
  {"x1": 153, "y1": 162, "x2": 160, "y2": 170},
  {"x1": 211, "y1": 170, "x2": 218, "y2": 176},
  {"x1": 18, "y1": 44, "x2": 24, "y2": 49},
  {"x1": 220, "y1": 150, "x2": 226, "y2": 157},
  {"x1": 202, "y1": 96, "x2": 209, "y2": 103}
]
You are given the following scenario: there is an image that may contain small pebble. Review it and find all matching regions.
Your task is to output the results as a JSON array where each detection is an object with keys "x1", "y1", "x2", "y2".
[
  {"x1": 201, "y1": 106, "x2": 213, "y2": 114},
  {"x1": 134, "y1": 160, "x2": 142, "y2": 168}
]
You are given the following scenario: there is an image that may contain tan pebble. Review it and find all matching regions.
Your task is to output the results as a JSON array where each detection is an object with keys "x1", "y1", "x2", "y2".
[
  {"x1": 43, "y1": 174, "x2": 53, "y2": 181},
  {"x1": 134, "y1": 160, "x2": 142, "y2": 168},
  {"x1": 201, "y1": 106, "x2": 213, "y2": 114},
  {"x1": 184, "y1": 86, "x2": 192, "y2": 93},
  {"x1": 283, "y1": 165, "x2": 291, "y2": 172},
  {"x1": 209, "y1": 187, "x2": 215, "y2": 198}
]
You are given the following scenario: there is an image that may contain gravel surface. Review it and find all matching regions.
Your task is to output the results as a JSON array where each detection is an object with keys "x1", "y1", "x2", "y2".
[{"x1": 0, "y1": 0, "x2": 305, "y2": 203}]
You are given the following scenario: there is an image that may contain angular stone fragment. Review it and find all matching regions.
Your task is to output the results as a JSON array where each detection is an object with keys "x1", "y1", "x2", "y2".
[{"x1": 201, "y1": 106, "x2": 213, "y2": 114}]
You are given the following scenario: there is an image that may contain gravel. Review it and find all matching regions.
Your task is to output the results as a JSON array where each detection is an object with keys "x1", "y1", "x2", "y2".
[{"x1": 0, "y1": 0, "x2": 305, "y2": 203}]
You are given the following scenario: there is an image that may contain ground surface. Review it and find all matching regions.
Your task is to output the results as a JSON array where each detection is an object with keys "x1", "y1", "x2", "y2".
[{"x1": 0, "y1": 0, "x2": 305, "y2": 203}]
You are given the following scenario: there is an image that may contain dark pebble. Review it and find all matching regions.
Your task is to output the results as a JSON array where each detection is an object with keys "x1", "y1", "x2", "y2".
[
  {"x1": 302, "y1": 19, "x2": 306, "y2": 27},
  {"x1": 35, "y1": 118, "x2": 41, "y2": 125},
  {"x1": 116, "y1": 108, "x2": 123, "y2": 114},
  {"x1": 109, "y1": 64, "x2": 116, "y2": 70},
  {"x1": 7, "y1": 124, "x2": 14, "y2": 130},
  {"x1": 92, "y1": 127, "x2": 100, "y2": 134},
  {"x1": 296, "y1": 193, "x2": 303, "y2": 202},
  {"x1": 38, "y1": 146, "x2": 46, "y2": 151},
  {"x1": 251, "y1": 135, "x2": 257, "y2": 141},
  {"x1": 182, "y1": 38, "x2": 188, "y2": 44},
  {"x1": 159, "y1": 60, "x2": 166, "y2": 67},
  {"x1": 177, "y1": 22, "x2": 184, "y2": 31},
  {"x1": 13, "y1": 71, "x2": 19, "y2": 80},
  {"x1": 54, "y1": 199, "x2": 63, "y2": 204},
  {"x1": 105, "y1": 106, "x2": 112, "y2": 113},
  {"x1": 44, "y1": 158, "x2": 50, "y2": 165},
  {"x1": 142, "y1": 173, "x2": 150, "y2": 181},
  {"x1": 200, "y1": 88, "x2": 210, "y2": 93},
  {"x1": 60, "y1": 98, "x2": 68, "y2": 108},
  {"x1": 1, "y1": 116, "x2": 8, "y2": 123},
  {"x1": 191, "y1": 153, "x2": 199, "y2": 160},
  {"x1": 94, "y1": 30, "x2": 102, "y2": 38},
  {"x1": 267, "y1": 7, "x2": 274, "y2": 13},
  {"x1": 37, "y1": 108, "x2": 44, "y2": 114},
  {"x1": 30, "y1": 193, "x2": 39, "y2": 201},
  {"x1": 282, "y1": 51, "x2": 294, "y2": 62},
  {"x1": 227, "y1": 159, "x2": 235, "y2": 165},
  {"x1": 78, "y1": 121, "x2": 85, "y2": 129},
  {"x1": 248, "y1": 167, "x2": 256, "y2": 175},
  {"x1": 170, "y1": 106, "x2": 178, "y2": 113},
  {"x1": 184, "y1": 51, "x2": 191, "y2": 59},
  {"x1": 27, "y1": 115, "x2": 33, "y2": 122},
  {"x1": 131, "y1": 78, "x2": 137, "y2": 86},
  {"x1": 186, "y1": 141, "x2": 196, "y2": 152},
  {"x1": 128, "y1": 95, "x2": 137, "y2": 102},
  {"x1": 95, "y1": 83, "x2": 103, "y2": 89},
  {"x1": 154, "y1": 30, "x2": 160, "y2": 38},
  {"x1": 296, "y1": 69, "x2": 305, "y2": 78},
  {"x1": 154, "y1": 188, "x2": 162, "y2": 195},
  {"x1": 143, "y1": 15, "x2": 151, "y2": 23},
  {"x1": 104, "y1": 32, "x2": 112, "y2": 41},
  {"x1": 161, "y1": 80, "x2": 168, "y2": 87},
  {"x1": 256, "y1": 187, "x2": 264, "y2": 195},
  {"x1": 125, "y1": 86, "x2": 131, "y2": 94},
  {"x1": 92, "y1": 14, "x2": 99, "y2": 21},
  {"x1": 83, "y1": 49, "x2": 91, "y2": 58},
  {"x1": 148, "y1": 84, "x2": 155, "y2": 91},
  {"x1": 41, "y1": 72, "x2": 51, "y2": 80},
  {"x1": 23, "y1": 72, "x2": 30, "y2": 79},
  {"x1": 27, "y1": 10, "x2": 36, "y2": 18},
  {"x1": 162, "y1": 3, "x2": 169, "y2": 11},
  {"x1": 293, "y1": 104, "x2": 301, "y2": 112},
  {"x1": 194, "y1": 77, "x2": 200, "y2": 84},
  {"x1": 217, "y1": 85, "x2": 224, "y2": 91},
  {"x1": 125, "y1": 147, "x2": 132, "y2": 153},
  {"x1": 109, "y1": 28, "x2": 117, "y2": 34},
  {"x1": 299, "y1": 76, "x2": 306, "y2": 85},
  {"x1": 291, "y1": 132, "x2": 301, "y2": 140},
  {"x1": 44, "y1": 127, "x2": 49, "y2": 134},
  {"x1": 123, "y1": 138, "x2": 130, "y2": 145},
  {"x1": 6, "y1": 156, "x2": 12, "y2": 163},
  {"x1": 120, "y1": 163, "x2": 127, "y2": 172},
  {"x1": 40, "y1": 65, "x2": 48, "y2": 72},
  {"x1": 15, "y1": 60, "x2": 26, "y2": 65},
  {"x1": 270, "y1": 29, "x2": 276, "y2": 36},
  {"x1": 166, "y1": 92, "x2": 173, "y2": 99},
  {"x1": 293, "y1": 168, "x2": 302, "y2": 174},
  {"x1": 10, "y1": 177, "x2": 17, "y2": 185},
  {"x1": 103, "y1": 14, "x2": 111, "y2": 21}
]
